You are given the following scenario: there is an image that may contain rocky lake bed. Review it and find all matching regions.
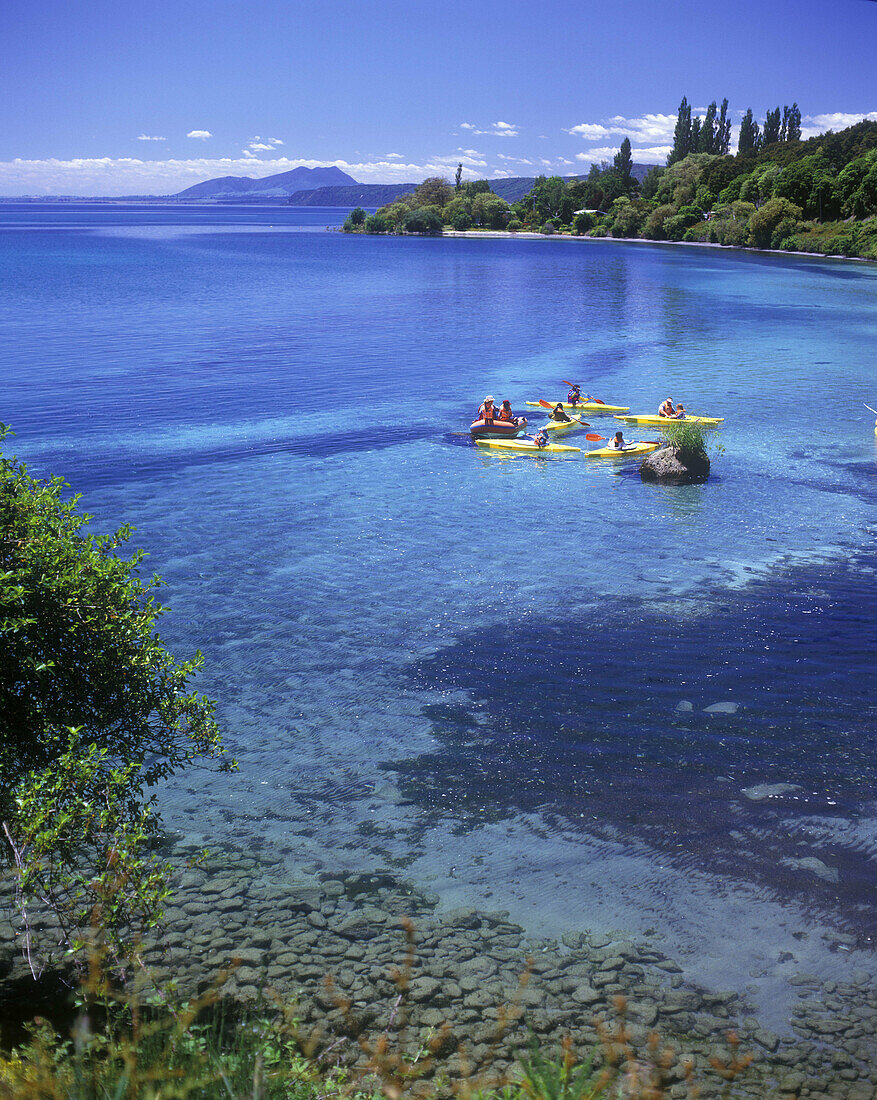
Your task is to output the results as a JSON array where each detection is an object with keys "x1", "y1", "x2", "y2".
[{"x1": 4, "y1": 837, "x2": 873, "y2": 1099}]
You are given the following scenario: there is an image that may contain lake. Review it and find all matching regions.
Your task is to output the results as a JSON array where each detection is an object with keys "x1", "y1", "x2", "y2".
[{"x1": 1, "y1": 202, "x2": 875, "y2": 1057}]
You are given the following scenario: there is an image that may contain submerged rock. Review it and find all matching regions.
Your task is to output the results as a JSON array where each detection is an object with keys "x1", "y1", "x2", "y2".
[
  {"x1": 640, "y1": 444, "x2": 710, "y2": 484},
  {"x1": 781, "y1": 856, "x2": 840, "y2": 884},
  {"x1": 742, "y1": 782, "x2": 803, "y2": 801}
]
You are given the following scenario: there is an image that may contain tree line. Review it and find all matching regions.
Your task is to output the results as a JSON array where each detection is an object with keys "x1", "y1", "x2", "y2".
[{"x1": 343, "y1": 109, "x2": 877, "y2": 260}]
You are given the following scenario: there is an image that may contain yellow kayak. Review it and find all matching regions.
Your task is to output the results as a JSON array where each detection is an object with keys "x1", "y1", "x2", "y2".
[
  {"x1": 476, "y1": 438, "x2": 580, "y2": 454},
  {"x1": 614, "y1": 414, "x2": 724, "y2": 426},
  {"x1": 586, "y1": 441, "x2": 660, "y2": 458},
  {"x1": 526, "y1": 401, "x2": 630, "y2": 413},
  {"x1": 542, "y1": 416, "x2": 588, "y2": 433}
]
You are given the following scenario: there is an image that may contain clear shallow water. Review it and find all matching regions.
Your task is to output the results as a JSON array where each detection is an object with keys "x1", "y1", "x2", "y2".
[{"x1": 2, "y1": 203, "x2": 875, "y2": 1023}]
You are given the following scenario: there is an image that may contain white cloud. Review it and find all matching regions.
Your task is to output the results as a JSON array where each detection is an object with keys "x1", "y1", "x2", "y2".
[
  {"x1": 433, "y1": 151, "x2": 487, "y2": 168},
  {"x1": 566, "y1": 123, "x2": 610, "y2": 140},
  {"x1": 456, "y1": 121, "x2": 519, "y2": 138},
  {"x1": 575, "y1": 145, "x2": 670, "y2": 165},
  {"x1": 186, "y1": 130, "x2": 212, "y2": 140},
  {"x1": 567, "y1": 113, "x2": 677, "y2": 144},
  {"x1": 800, "y1": 111, "x2": 877, "y2": 139},
  {"x1": 384, "y1": 152, "x2": 404, "y2": 159},
  {"x1": 0, "y1": 155, "x2": 505, "y2": 196},
  {"x1": 136, "y1": 134, "x2": 166, "y2": 142}
]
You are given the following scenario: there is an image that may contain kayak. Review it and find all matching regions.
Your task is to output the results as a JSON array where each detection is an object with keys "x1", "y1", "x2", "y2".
[
  {"x1": 586, "y1": 441, "x2": 660, "y2": 458},
  {"x1": 526, "y1": 401, "x2": 630, "y2": 413},
  {"x1": 614, "y1": 414, "x2": 724, "y2": 426},
  {"x1": 476, "y1": 438, "x2": 581, "y2": 454},
  {"x1": 470, "y1": 416, "x2": 527, "y2": 438},
  {"x1": 542, "y1": 416, "x2": 589, "y2": 433}
]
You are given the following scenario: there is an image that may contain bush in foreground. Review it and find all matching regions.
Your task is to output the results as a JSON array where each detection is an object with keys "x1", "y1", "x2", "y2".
[{"x1": 0, "y1": 426, "x2": 232, "y2": 974}]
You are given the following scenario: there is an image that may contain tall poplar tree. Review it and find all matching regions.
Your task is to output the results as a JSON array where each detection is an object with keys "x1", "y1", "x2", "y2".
[
  {"x1": 668, "y1": 96, "x2": 692, "y2": 164},
  {"x1": 763, "y1": 107, "x2": 782, "y2": 146},
  {"x1": 786, "y1": 103, "x2": 802, "y2": 142},
  {"x1": 690, "y1": 116, "x2": 702, "y2": 154},
  {"x1": 701, "y1": 102, "x2": 718, "y2": 153},
  {"x1": 717, "y1": 98, "x2": 732, "y2": 154},
  {"x1": 614, "y1": 137, "x2": 633, "y2": 185},
  {"x1": 738, "y1": 109, "x2": 760, "y2": 154}
]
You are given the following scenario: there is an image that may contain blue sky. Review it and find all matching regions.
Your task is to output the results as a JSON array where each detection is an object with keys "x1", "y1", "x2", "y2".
[{"x1": 1, "y1": 0, "x2": 875, "y2": 195}]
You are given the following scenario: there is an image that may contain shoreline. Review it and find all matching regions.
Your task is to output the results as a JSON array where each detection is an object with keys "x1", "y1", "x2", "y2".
[{"x1": 438, "y1": 228, "x2": 877, "y2": 265}]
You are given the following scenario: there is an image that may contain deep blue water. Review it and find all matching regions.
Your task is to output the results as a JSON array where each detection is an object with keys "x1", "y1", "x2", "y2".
[{"x1": 1, "y1": 202, "x2": 875, "y2": 1018}]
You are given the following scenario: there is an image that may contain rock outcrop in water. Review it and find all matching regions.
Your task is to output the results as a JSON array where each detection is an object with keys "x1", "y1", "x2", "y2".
[{"x1": 640, "y1": 444, "x2": 710, "y2": 484}]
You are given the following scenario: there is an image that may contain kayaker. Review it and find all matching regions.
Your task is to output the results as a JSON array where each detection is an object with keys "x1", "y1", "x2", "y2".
[
  {"x1": 567, "y1": 384, "x2": 582, "y2": 406},
  {"x1": 675, "y1": 404, "x2": 687, "y2": 419},
  {"x1": 478, "y1": 395, "x2": 496, "y2": 421},
  {"x1": 497, "y1": 400, "x2": 518, "y2": 422},
  {"x1": 533, "y1": 428, "x2": 550, "y2": 448},
  {"x1": 610, "y1": 431, "x2": 627, "y2": 450},
  {"x1": 658, "y1": 398, "x2": 676, "y2": 418},
  {"x1": 551, "y1": 402, "x2": 572, "y2": 422}
]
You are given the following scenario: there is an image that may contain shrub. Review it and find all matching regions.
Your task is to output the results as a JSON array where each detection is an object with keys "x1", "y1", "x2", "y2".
[
  {"x1": 507, "y1": 218, "x2": 523, "y2": 232},
  {"x1": 404, "y1": 206, "x2": 443, "y2": 234},
  {"x1": 0, "y1": 427, "x2": 230, "y2": 970},
  {"x1": 540, "y1": 221, "x2": 555, "y2": 234},
  {"x1": 342, "y1": 207, "x2": 367, "y2": 232},
  {"x1": 747, "y1": 197, "x2": 803, "y2": 249},
  {"x1": 643, "y1": 203, "x2": 676, "y2": 240},
  {"x1": 571, "y1": 211, "x2": 594, "y2": 235},
  {"x1": 364, "y1": 212, "x2": 390, "y2": 233},
  {"x1": 452, "y1": 210, "x2": 472, "y2": 231}
]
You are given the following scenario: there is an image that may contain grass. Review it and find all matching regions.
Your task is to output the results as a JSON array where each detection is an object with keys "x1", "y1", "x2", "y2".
[
  {"x1": 656, "y1": 420, "x2": 713, "y2": 461},
  {"x1": 0, "y1": 933, "x2": 758, "y2": 1100}
]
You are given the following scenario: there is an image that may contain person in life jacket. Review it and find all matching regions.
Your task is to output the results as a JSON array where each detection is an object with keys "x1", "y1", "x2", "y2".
[
  {"x1": 610, "y1": 431, "x2": 627, "y2": 450},
  {"x1": 658, "y1": 398, "x2": 677, "y2": 418},
  {"x1": 567, "y1": 385, "x2": 582, "y2": 405},
  {"x1": 533, "y1": 428, "x2": 550, "y2": 448},
  {"x1": 477, "y1": 395, "x2": 496, "y2": 421},
  {"x1": 551, "y1": 403, "x2": 572, "y2": 422},
  {"x1": 497, "y1": 400, "x2": 518, "y2": 422}
]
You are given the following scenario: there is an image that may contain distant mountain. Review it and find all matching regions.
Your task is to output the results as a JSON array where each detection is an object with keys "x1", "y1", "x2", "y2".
[
  {"x1": 172, "y1": 166, "x2": 357, "y2": 201},
  {"x1": 287, "y1": 183, "x2": 418, "y2": 207}
]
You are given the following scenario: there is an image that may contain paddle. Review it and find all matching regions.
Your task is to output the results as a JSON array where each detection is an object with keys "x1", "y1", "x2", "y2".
[
  {"x1": 865, "y1": 403, "x2": 877, "y2": 416},
  {"x1": 562, "y1": 379, "x2": 605, "y2": 405},
  {"x1": 586, "y1": 433, "x2": 660, "y2": 447},
  {"x1": 538, "y1": 398, "x2": 589, "y2": 427}
]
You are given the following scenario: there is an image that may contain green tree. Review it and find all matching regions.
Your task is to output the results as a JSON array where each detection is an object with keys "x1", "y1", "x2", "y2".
[
  {"x1": 668, "y1": 96, "x2": 692, "y2": 164},
  {"x1": 614, "y1": 137, "x2": 633, "y2": 185},
  {"x1": 0, "y1": 429, "x2": 231, "y2": 968},
  {"x1": 786, "y1": 103, "x2": 802, "y2": 143},
  {"x1": 738, "y1": 109, "x2": 760, "y2": 155},
  {"x1": 364, "y1": 212, "x2": 391, "y2": 233},
  {"x1": 408, "y1": 176, "x2": 453, "y2": 209},
  {"x1": 342, "y1": 207, "x2": 367, "y2": 232},
  {"x1": 471, "y1": 194, "x2": 510, "y2": 229},
  {"x1": 716, "y1": 98, "x2": 732, "y2": 155},
  {"x1": 404, "y1": 206, "x2": 443, "y2": 233},
  {"x1": 700, "y1": 102, "x2": 717, "y2": 154},
  {"x1": 763, "y1": 107, "x2": 782, "y2": 147},
  {"x1": 689, "y1": 117, "x2": 702, "y2": 157},
  {"x1": 747, "y1": 197, "x2": 803, "y2": 249}
]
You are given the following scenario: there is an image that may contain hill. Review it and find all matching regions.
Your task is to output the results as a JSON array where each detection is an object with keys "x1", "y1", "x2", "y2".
[
  {"x1": 172, "y1": 166, "x2": 356, "y2": 201},
  {"x1": 287, "y1": 183, "x2": 418, "y2": 207}
]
